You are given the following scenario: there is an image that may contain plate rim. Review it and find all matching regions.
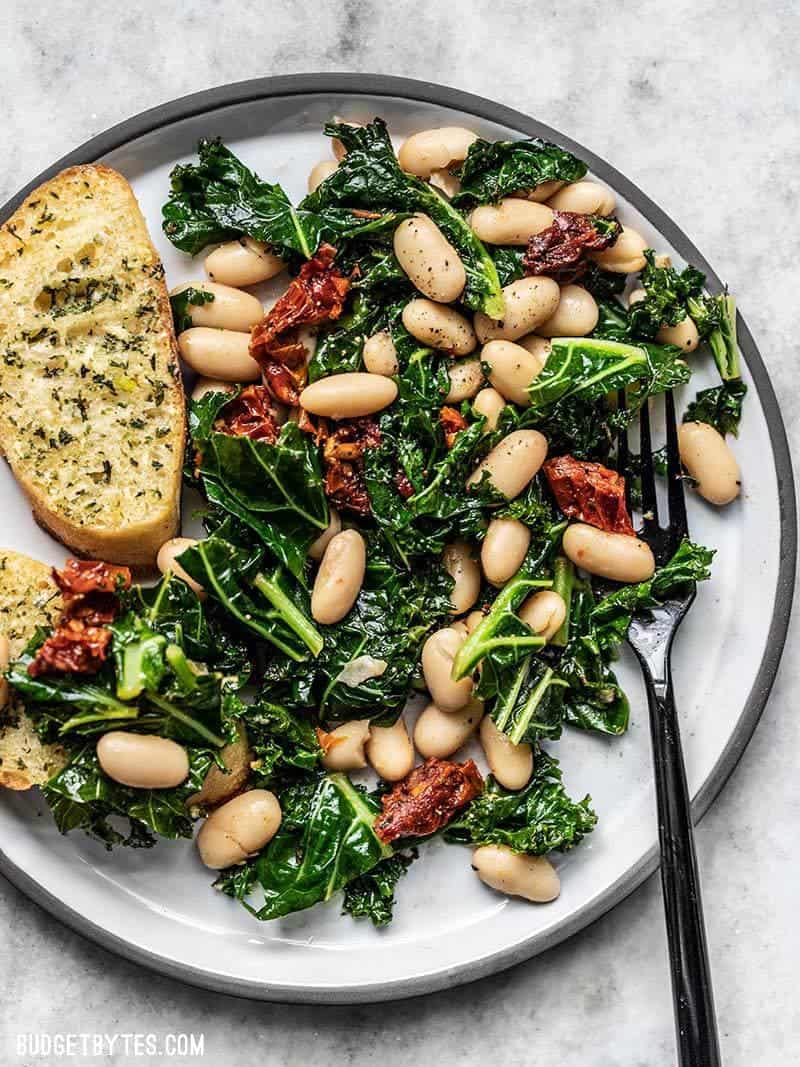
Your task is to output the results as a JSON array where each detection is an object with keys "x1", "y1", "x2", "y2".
[{"x1": 0, "y1": 72, "x2": 795, "y2": 1004}]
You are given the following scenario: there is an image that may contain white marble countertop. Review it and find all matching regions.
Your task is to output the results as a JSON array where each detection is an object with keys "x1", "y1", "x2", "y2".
[{"x1": 0, "y1": 2, "x2": 797, "y2": 1064}]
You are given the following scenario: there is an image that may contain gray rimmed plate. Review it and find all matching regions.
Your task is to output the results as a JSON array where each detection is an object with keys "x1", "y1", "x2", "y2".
[{"x1": 0, "y1": 74, "x2": 795, "y2": 1004}]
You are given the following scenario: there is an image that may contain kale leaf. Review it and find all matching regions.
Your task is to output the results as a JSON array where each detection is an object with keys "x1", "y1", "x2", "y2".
[
  {"x1": 342, "y1": 850, "x2": 417, "y2": 927},
  {"x1": 170, "y1": 286, "x2": 214, "y2": 333},
  {"x1": 452, "y1": 138, "x2": 587, "y2": 208},
  {"x1": 684, "y1": 379, "x2": 747, "y2": 437}
]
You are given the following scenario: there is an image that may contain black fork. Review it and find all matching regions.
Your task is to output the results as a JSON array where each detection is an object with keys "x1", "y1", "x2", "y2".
[{"x1": 618, "y1": 390, "x2": 722, "y2": 1067}]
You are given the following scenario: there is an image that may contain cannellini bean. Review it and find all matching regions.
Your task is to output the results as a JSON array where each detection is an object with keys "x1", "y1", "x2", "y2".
[
  {"x1": 443, "y1": 541, "x2": 482, "y2": 614},
  {"x1": 398, "y1": 127, "x2": 478, "y2": 177},
  {"x1": 517, "y1": 334, "x2": 552, "y2": 364},
  {"x1": 321, "y1": 719, "x2": 371, "y2": 771},
  {"x1": 481, "y1": 339, "x2": 545, "y2": 405},
  {"x1": 188, "y1": 724, "x2": 252, "y2": 809},
  {"x1": 470, "y1": 199, "x2": 554, "y2": 246},
  {"x1": 205, "y1": 238, "x2": 285, "y2": 287},
  {"x1": 511, "y1": 180, "x2": 564, "y2": 202},
  {"x1": 518, "y1": 590, "x2": 566, "y2": 642},
  {"x1": 96, "y1": 732, "x2": 189, "y2": 790},
  {"x1": 402, "y1": 299, "x2": 476, "y2": 355},
  {"x1": 414, "y1": 698, "x2": 484, "y2": 758},
  {"x1": 196, "y1": 789, "x2": 282, "y2": 869},
  {"x1": 394, "y1": 215, "x2": 466, "y2": 303},
  {"x1": 657, "y1": 317, "x2": 700, "y2": 353},
  {"x1": 467, "y1": 430, "x2": 548, "y2": 500},
  {"x1": 421, "y1": 627, "x2": 474, "y2": 712},
  {"x1": 464, "y1": 609, "x2": 486, "y2": 634},
  {"x1": 362, "y1": 330, "x2": 399, "y2": 376},
  {"x1": 156, "y1": 537, "x2": 205, "y2": 598},
  {"x1": 563, "y1": 524, "x2": 655, "y2": 582},
  {"x1": 479, "y1": 717, "x2": 533, "y2": 790},
  {"x1": 481, "y1": 518, "x2": 531, "y2": 587},
  {"x1": 475, "y1": 277, "x2": 561, "y2": 342},
  {"x1": 536, "y1": 285, "x2": 598, "y2": 338},
  {"x1": 0, "y1": 634, "x2": 9, "y2": 708},
  {"x1": 678, "y1": 422, "x2": 741, "y2": 506},
  {"x1": 472, "y1": 387, "x2": 506, "y2": 431},
  {"x1": 472, "y1": 845, "x2": 560, "y2": 902},
  {"x1": 429, "y1": 168, "x2": 461, "y2": 199},
  {"x1": 446, "y1": 359, "x2": 484, "y2": 402},
  {"x1": 300, "y1": 373, "x2": 398, "y2": 418},
  {"x1": 170, "y1": 281, "x2": 263, "y2": 332},
  {"x1": 178, "y1": 328, "x2": 261, "y2": 381},
  {"x1": 308, "y1": 159, "x2": 338, "y2": 193},
  {"x1": 311, "y1": 529, "x2": 366, "y2": 624},
  {"x1": 546, "y1": 181, "x2": 616, "y2": 216},
  {"x1": 308, "y1": 507, "x2": 342, "y2": 561},
  {"x1": 365, "y1": 719, "x2": 415, "y2": 781},
  {"x1": 190, "y1": 377, "x2": 237, "y2": 403},
  {"x1": 628, "y1": 287, "x2": 647, "y2": 307},
  {"x1": 591, "y1": 226, "x2": 648, "y2": 273}
]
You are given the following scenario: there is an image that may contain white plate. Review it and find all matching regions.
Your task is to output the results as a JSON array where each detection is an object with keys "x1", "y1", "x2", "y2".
[{"x1": 0, "y1": 75, "x2": 795, "y2": 1003}]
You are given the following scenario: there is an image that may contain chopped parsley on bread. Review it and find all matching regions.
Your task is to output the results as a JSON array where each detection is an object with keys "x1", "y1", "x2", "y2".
[
  {"x1": 0, "y1": 549, "x2": 67, "y2": 790},
  {"x1": 0, "y1": 165, "x2": 185, "y2": 568}
]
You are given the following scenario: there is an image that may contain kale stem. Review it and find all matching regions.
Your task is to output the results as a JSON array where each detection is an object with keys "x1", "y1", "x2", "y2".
[
  {"x1": 550, "y1": 556, "x2": 574, "y2": 648},
  {"x1": 508, "y1": 668, "x2": 568, "y2": 745},
  {"x1": 145, "y1": 692, "x2": 225, "y2": 747},
  {"x1": 494, "y1": 658, "x2": 531, "y2": 732},
  {"x1": 252, "y1": 571, "x2": 324, "y2": 658}
]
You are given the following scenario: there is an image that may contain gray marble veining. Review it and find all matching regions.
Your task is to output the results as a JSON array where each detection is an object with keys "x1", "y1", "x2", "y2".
[{"x1": 0, "y1": 1, "x2": 798, "y2": 1064}]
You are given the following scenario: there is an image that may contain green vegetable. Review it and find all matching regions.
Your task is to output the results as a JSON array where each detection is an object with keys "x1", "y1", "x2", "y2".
[
  {"x1": 223, "y1": 691, "x2": 321, "y2": 787},
  {"x1": 444, "y1": 750, "x2": 597, "y2": 854},
  {"x1": 627, "y1": 250, "x2": 706, "y2": 339},
  {"x1": 452, "y1": 138, "x2": 587, "y2": 208},
  {"x1": 685, "y1": 292, "x2": 746, "y2": 435},
  {"x1": 489, "y1": 659, "x2": 569, "y2": 744},
  {"x1": 684, "y1": 379, "x2": 747, "y2": 437},
  {"x1": 169, "y1": 286, "x2": 214, "y2": 333},
  {"x1": 303, "y1": 119, "x2": 504, "y2": 317},
  {"x1": 342, "y1": 851, "x2": 417, "y2": 927},
  {"x1": 526, "y1": 337, "x2": 657, "y2": 410}
]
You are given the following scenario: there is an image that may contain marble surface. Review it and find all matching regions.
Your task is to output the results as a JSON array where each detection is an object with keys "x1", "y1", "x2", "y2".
[{"x1": 0, "y1": 2, "x2": 798, "y2": 1064}]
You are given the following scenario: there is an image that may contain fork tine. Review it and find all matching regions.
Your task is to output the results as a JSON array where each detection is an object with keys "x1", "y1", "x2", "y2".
[
  {"x1": 638, "y1": 398, "x2": 660, "y2": 537},
  {"x1": 616, "y1": 389, "x2": 632, "y2": 513},
  {"x1": 664, "y1": 390, "x2": 689, "y2": 551}
]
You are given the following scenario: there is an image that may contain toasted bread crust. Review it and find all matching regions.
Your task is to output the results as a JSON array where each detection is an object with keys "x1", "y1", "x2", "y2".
[{"x1": 0, "y1": 165, "x2": 185, "y2": 567}]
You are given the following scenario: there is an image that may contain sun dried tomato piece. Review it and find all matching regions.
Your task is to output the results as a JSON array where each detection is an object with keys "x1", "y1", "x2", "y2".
[
  {"x1": 543, "y1": 454, "x2": 634, "y2": 535},
  {"x1": 524, "y1": 211, "x2": 620, "y2": 284},
  {"x1": 28, "y1": 619, "x2": 112, "y2": 677},
  {"x1": 439, "y1": 406, "x2": 468, "y2": 449},
  {"x1": 374, "y1": 757, "x2": 484, "y2": 844},
  {"x1": 262, "y1": 360, "x2": 306, "y2": 406},
  {"x1": 53, "y1": 559, "x2": 131, "y2": 598},
  {"x1": 317, "y1": 417, "x2": 381, "y2": 517},
  {"x1": 214, "y1": 384, "x2": 280, "y2": 443},
  {"x1": 394, "y1": 469, "x2": 415, "y2": 499}
]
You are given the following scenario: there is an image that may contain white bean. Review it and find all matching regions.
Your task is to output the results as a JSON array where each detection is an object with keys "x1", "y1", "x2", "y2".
[
  {"x1": 414, "y1": 698, "x2": 484, "y2": 758},
  {"x1": 467, "y1": 430, "x2": 548, "y2": 500},
  {"x1": 196, "y1": 789, "x2": 282, "y2": 869},
  {"x1": 300, "y1": 373, "x2": 397, "y2": 418},
  {"x1": 170, "y1": 281, "x2": 263, "y2": 332},
  {"x1": 188, "y1": 724, "x2": 252, "y2": 809},
  {"x1": 518, "y1": 590, "x2": 566, "y2": 642},
  {"x1": 446, "y1": 359, "x2": 484, "y2": 402},
  {"x1": 546, "y1": 181, "x2": 616, "y2": 215},
  {"x1": 398, "y1": 127, "x2": 478, "y2": 177},
  {"x1": 536, "y1": 285, "x2": 598, "y2": 338},
  {"x1": 563, "y1": 524, "x2": 655, "y2": 582},
  {"x1": 472, "y1": 845, "x2": 560, "y2": 902},
  {"x1": 481, "y1": 518, "x2": 531, "y2": 587},
  {"x1": 429, "y1": 168, "x2": 461, "y2": 199},
  {"x1": 479, "y1": 717, "x2": 533, "y2": 790},
  {"x1": 365, "y1": 719, "x2": 415, "y2": 781},
  {"x1": 481, "y1": 339, "x2": 545, "y2": 405},
  {"x1": 511, "y1": 180, "x2": 564, "y2": 202},
  {"x1": 678, "y1": 422, "x2": 741, "y2": 505},
  {"x1": 517, "y1": 334, "x2": 552, "y2": 364},
  {"x1": 96, "y1": 732, "x2": 189, "y2": 790},
  {"x1": 590, "y1": 226, "x2": 648, "y2": 273},
  {"x1": 362, "y1": 330, "x2": 399, "y2": 376},
  {"x1": 470, "y1": 199, "x2": 554, "y2": 246},
  {"x1": 308, "y1": 507, "x2": 342, "y2": 561},
  {"x1": 394, "y1": 215, "x2": 466, "y2": 303},
  {"x1": 402, "y1": 299, "x2": 476, "y2": 356},
  {"x1": 178, "y1": 328, "x2": 261, "y2": 382},
  {"x1": 472, "y1": 387, "x2": 506, "y2": 431},
  {"x1": 443, "y1": 541, "x2": 482, "y2": 614},
  {"x1": 308, "y1": 159, "x2": 338, "y2": 194},
  {"x1": 311, "y1": 529, "x2": 366, "y2": 624},
  {"x1": 421, "y1": 627, "x2": 474, "y2": 712},
  {"x1": 657, "y1": 317, "x2": 700, "y2": 353},
  {"x1": 320, "y1": 719, "x2": 371, "y2": 771},
  {"x1": 190, "y1": 377, "x2": 237, "y2": 403},
  {"x1": 156, "y1": 537, "x2": 205, "y2": 598},
  {"x1": 205, "y1": 239, "x2": 285, "y2": 287},
  {"x1": 475, "y1": 277, "x2": 561, "y2": 342}
]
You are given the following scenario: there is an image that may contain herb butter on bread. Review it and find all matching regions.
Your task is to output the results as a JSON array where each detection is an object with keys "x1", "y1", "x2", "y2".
[
  {"x1": 0, "y1": 549, "x2": 67, "y2": 789},
  {"x1": 0, "y1": 165, "x2": 185, "y2": 568}
]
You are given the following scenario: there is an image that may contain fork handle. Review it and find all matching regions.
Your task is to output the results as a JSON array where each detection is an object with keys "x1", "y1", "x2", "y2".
[{"x1": 641, "y1": 659, "x2": 722, "y2": 1067}]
